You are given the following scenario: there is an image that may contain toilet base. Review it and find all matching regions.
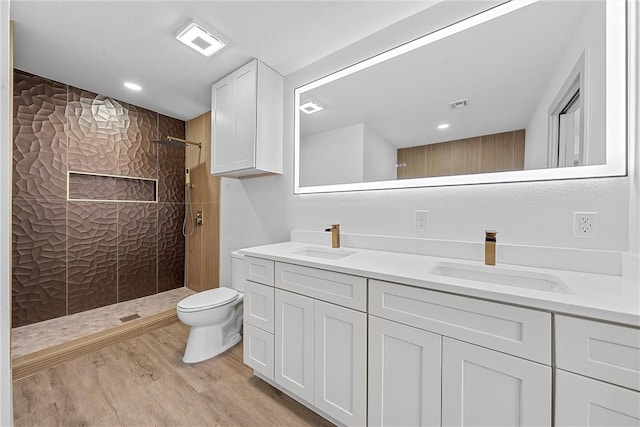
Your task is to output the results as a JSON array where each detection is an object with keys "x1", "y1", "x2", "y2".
[
  {"x1": 181, "y1": 300, "x2": 243, "y2": 364},
  {"x1": 182, "y1": 329, "x2": 241, "y2": 363}
]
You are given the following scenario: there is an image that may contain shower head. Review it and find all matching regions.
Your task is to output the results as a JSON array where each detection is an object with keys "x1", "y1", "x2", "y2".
[{"x1": 152, "y1": 136, "x2": 201, "y2": 149}]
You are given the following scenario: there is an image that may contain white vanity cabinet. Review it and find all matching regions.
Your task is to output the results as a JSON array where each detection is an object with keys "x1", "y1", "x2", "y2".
[
  {"x1": 369, "y1": 279, "x2": 552, "y2": 427},
  {"x1": 274, "y1": 263, "x2": 367, "y2": 427},
  {"x1": 554, "y1": 315, "x2": 640, "y2": 426},
  {"x1": 241, "y1": 247, "x2": 639, "y2": 427},
  {"x1": 211, "y1": 59, "x2": 283, "y2": 177},
  {"x1": 243, "y1": 257, "x2": 275, "y2": 380}
]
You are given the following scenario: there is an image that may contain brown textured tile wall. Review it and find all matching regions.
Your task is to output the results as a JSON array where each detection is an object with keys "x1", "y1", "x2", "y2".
[
  {"x1": 117, "y1": 203, "x2": 158, "y2": 302},
  {"x1": 67, "y1": 202, "x2": 118, "y2": 314},
  {"x1": 12, "y1": 70, "x2": 186, "y2": 327}
]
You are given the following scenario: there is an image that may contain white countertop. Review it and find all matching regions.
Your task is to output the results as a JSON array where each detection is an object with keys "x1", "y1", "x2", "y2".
[{"x1": 240, "y1": 241, "x2": 640, "y2": 327}]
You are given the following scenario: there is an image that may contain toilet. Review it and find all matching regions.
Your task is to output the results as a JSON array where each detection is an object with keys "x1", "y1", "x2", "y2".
[{"x1": 177, "y1": 250, "x2": 245, "y2": 363}]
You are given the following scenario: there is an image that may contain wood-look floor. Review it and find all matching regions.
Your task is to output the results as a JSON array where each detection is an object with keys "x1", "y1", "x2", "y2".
[{"x1": 13, "y1": 322, "x2": 334, "y2": 427}]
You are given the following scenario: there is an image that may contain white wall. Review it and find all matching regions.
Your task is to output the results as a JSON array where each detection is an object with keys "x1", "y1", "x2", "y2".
[
  {"x1": 1, "y1": 0, "x2": 13, "y2": 423},
  {"x1": 219, "y1": 1, "x2": 636, "y2": 286},
  {"x1": 300, "y1": 123, "x2": 364, "y2": 186},
  {"x1": 525, "y1": 2, "x2": 606, "y2": 169},
  {"x1": 363, "y1": 125, "x2": 397, "y2": 183},
  {"x1": 627, "y1": 0, "x2": 640, "y2": 271}
]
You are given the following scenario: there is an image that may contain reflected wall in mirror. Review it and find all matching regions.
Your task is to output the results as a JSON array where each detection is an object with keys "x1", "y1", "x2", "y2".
[{"x1": 294, "y1": 0, "x2": 627, "y2": 193}]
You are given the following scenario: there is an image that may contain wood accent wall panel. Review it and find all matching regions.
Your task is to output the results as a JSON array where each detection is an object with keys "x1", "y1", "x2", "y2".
[
  {"x1": 480, "y1": 130, "x2": 525, "y2": 173},
  {"x1": 397, "y1": 129, "x2": 525, "y2": 179},
  {"x1": 185, "y1": 112, "x2": 220, "y2": 292},
  {"x1": 397, "y1": 146, "x2": 427, "y2": 179},
  {"x1": 449, "y1": 137, "x2": 481, "y2": 176}
]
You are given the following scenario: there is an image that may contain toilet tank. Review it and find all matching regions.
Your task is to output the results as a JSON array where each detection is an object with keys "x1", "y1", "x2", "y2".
[{"x1": 230, "y1": 250, "x2": 245, "y2": 292}]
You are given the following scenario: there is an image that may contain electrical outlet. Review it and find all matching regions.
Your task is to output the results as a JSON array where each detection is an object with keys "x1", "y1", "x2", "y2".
[
  {"x1": 574, "y1": 212, "x2": 597, "y2": 237},
  {"x1": 415, "y1": 210, "x2": 429, "y2": 231}
]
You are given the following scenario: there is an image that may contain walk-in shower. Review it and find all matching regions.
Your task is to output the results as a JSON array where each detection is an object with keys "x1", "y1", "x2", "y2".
[{"x1": 153, "y1": 136, "x2": 202, "y2": 237}]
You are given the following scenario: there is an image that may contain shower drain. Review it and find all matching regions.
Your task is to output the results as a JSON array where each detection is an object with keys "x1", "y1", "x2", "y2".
[{"x1": 119, "y1": 313, "x2": 141, "y2": 323}]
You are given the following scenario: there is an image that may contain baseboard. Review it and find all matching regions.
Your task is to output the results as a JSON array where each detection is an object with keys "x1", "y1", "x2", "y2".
[{"x1": 12, "y1": 309, "x2": 178, "y2": 381}]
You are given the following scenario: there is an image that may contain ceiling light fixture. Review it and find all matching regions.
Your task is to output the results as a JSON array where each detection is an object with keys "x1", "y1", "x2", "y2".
[
  {"x1": 124, "y1": 82, "x2": 142, "y2": 91},
  {"x1": 300, "y1": 101, "x2": 324, "y2": 115},
  {"x1": 176, "y1": 22, "x2": 225, "y2": 57},
  {"x1": 437, "y1": 123, "x2": 450, "y2": 129}
]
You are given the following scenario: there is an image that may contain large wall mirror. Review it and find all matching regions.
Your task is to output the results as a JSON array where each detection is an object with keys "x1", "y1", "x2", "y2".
[{"x1": 294, "y1": 0, "x2": 627, "y2": 194}]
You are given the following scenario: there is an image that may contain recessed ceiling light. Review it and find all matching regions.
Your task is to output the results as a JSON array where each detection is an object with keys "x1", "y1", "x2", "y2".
[
  {"x1": 176, "y1": 22, "x2": 225, "y2": 57},
  {"x1": 300, "y1": 101, "x2": 324, "y2": 115},
  {"x1": 437, "y1": 123, "x2": 450, "y2": 129},
  {"x1": 124, "y1": 82, "x2": 142, "y2": 91}
]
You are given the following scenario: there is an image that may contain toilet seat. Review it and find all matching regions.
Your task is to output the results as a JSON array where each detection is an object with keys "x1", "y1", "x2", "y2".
[{"x1": 177, "y1": 288, "x2": 239, "y2": 313}]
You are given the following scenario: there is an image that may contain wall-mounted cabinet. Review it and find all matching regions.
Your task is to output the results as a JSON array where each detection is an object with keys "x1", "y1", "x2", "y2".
[{"x1": 211, "y1": 59, "x2": 283, "y2": 177}]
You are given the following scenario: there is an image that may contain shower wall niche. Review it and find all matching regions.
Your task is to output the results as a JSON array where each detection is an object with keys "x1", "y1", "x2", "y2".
[{"x1": 12, "y1": 70, "x2": 186, "y2": 327}]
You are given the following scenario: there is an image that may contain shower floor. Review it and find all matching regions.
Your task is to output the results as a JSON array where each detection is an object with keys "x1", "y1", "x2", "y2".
[{"x1": 11, "y1": 287, "x2": 194, "y2": 359}]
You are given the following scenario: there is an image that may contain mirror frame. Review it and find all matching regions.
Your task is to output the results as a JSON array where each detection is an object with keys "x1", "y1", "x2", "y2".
[{"x1": 294, "y1": 0, "x2": 627, "y2": 194}]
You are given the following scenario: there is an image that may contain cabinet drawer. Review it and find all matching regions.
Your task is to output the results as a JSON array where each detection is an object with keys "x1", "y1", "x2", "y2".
[
  {"x1": 369, "y1": 280, "x2": 551, "y2": 364},
  {"x1": 243, "y1": 281, "x2": 274, "y2": 333},
  {"x1": 245, "y1": 256, "x2": 274, "y2": 286},
  {"x1": 556, "y1": 369, "x2": 640, "y2": 426},
  {"x1": 243, "y1": 323, "x2": 274, "y2": 380},
  {"x1": 556, "y1": 315, "x2": 640, "y2": 391},
  {"x1": 275, "y1": 262, "x2": 366, "y2": 311}
]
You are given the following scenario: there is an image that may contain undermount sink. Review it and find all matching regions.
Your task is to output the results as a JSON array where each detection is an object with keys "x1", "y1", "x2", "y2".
[
  {"x1": 292, "y1": 247, "x2": 356, "y2": 260},
  {"x1": 431, "y1": 262, "x2": 572, "y2": 294}
]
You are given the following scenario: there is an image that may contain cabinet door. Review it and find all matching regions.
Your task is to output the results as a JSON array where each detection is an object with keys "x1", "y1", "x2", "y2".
[
  {"x1": 314, "y1": 300, "x2": 367, "y2": 426},
  {"x1": 442, "y1": 338, "x2": 551, "y2": 427},
  {"x1": 211, "y1": 75, "x2": 234, "y2": 173},
  {"x1": 556, "y1": 370, "x2": 640, "y2": 427},
  {"x1": 368, "y1": 316, "x2": 441, "y2": 427},
  {"x1": 211, "y1": 60, "x2": 257, "y2": 174},
  {"x1": 275, "y1": 289, "x2": 314, "y2": 403},
  {"x1": 243, "y1": 281, "x2": 274, "y2": 333},
  {"x1": 232, "y1": 61, "x2": 257, "y2": 170},
  {"x1": 243, "y1": 323, "x2": 274, "y2": 380}
]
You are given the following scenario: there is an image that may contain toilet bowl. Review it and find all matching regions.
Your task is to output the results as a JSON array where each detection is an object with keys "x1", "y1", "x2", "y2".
[{"x1": 177, "y1": 251, "x2": 245, "y2": 363}]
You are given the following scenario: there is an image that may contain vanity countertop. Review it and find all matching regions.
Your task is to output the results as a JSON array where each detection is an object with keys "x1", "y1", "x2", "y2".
[{"x1": 240, "y1": 241, "x2": 640, "y2": 327}]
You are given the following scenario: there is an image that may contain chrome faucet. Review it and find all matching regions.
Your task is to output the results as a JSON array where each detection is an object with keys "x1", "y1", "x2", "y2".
[
  {"x1": 325, "y1": 224, "x2": 340, "y2": 248},
  {"x1": 485, "y1": 230, "x2": 497, "y2": 266}
]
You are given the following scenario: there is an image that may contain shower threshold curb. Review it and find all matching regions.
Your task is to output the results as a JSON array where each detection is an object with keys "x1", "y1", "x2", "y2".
[{"x1": 11, "y1": 309, "x2": 178, "y2": 381}]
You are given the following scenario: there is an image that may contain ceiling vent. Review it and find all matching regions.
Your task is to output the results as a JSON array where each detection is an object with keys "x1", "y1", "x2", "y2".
[
  {"x1": 176, "y1": 23, "x2": 225, "y2": 57},
  {"x1": 448, "y1": 98, "x2": 470, "y2": 109}
]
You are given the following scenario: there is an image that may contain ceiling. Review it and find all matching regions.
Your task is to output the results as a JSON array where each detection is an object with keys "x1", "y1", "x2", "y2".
[{"x1": 10, "y1": 1, "x2": 436, "y2": 121}]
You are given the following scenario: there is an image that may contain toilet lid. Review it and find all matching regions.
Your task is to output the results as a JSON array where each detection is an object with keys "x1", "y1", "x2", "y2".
[{"x1": 177, "y1": 288, "x2": 239, "y2": 312}]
